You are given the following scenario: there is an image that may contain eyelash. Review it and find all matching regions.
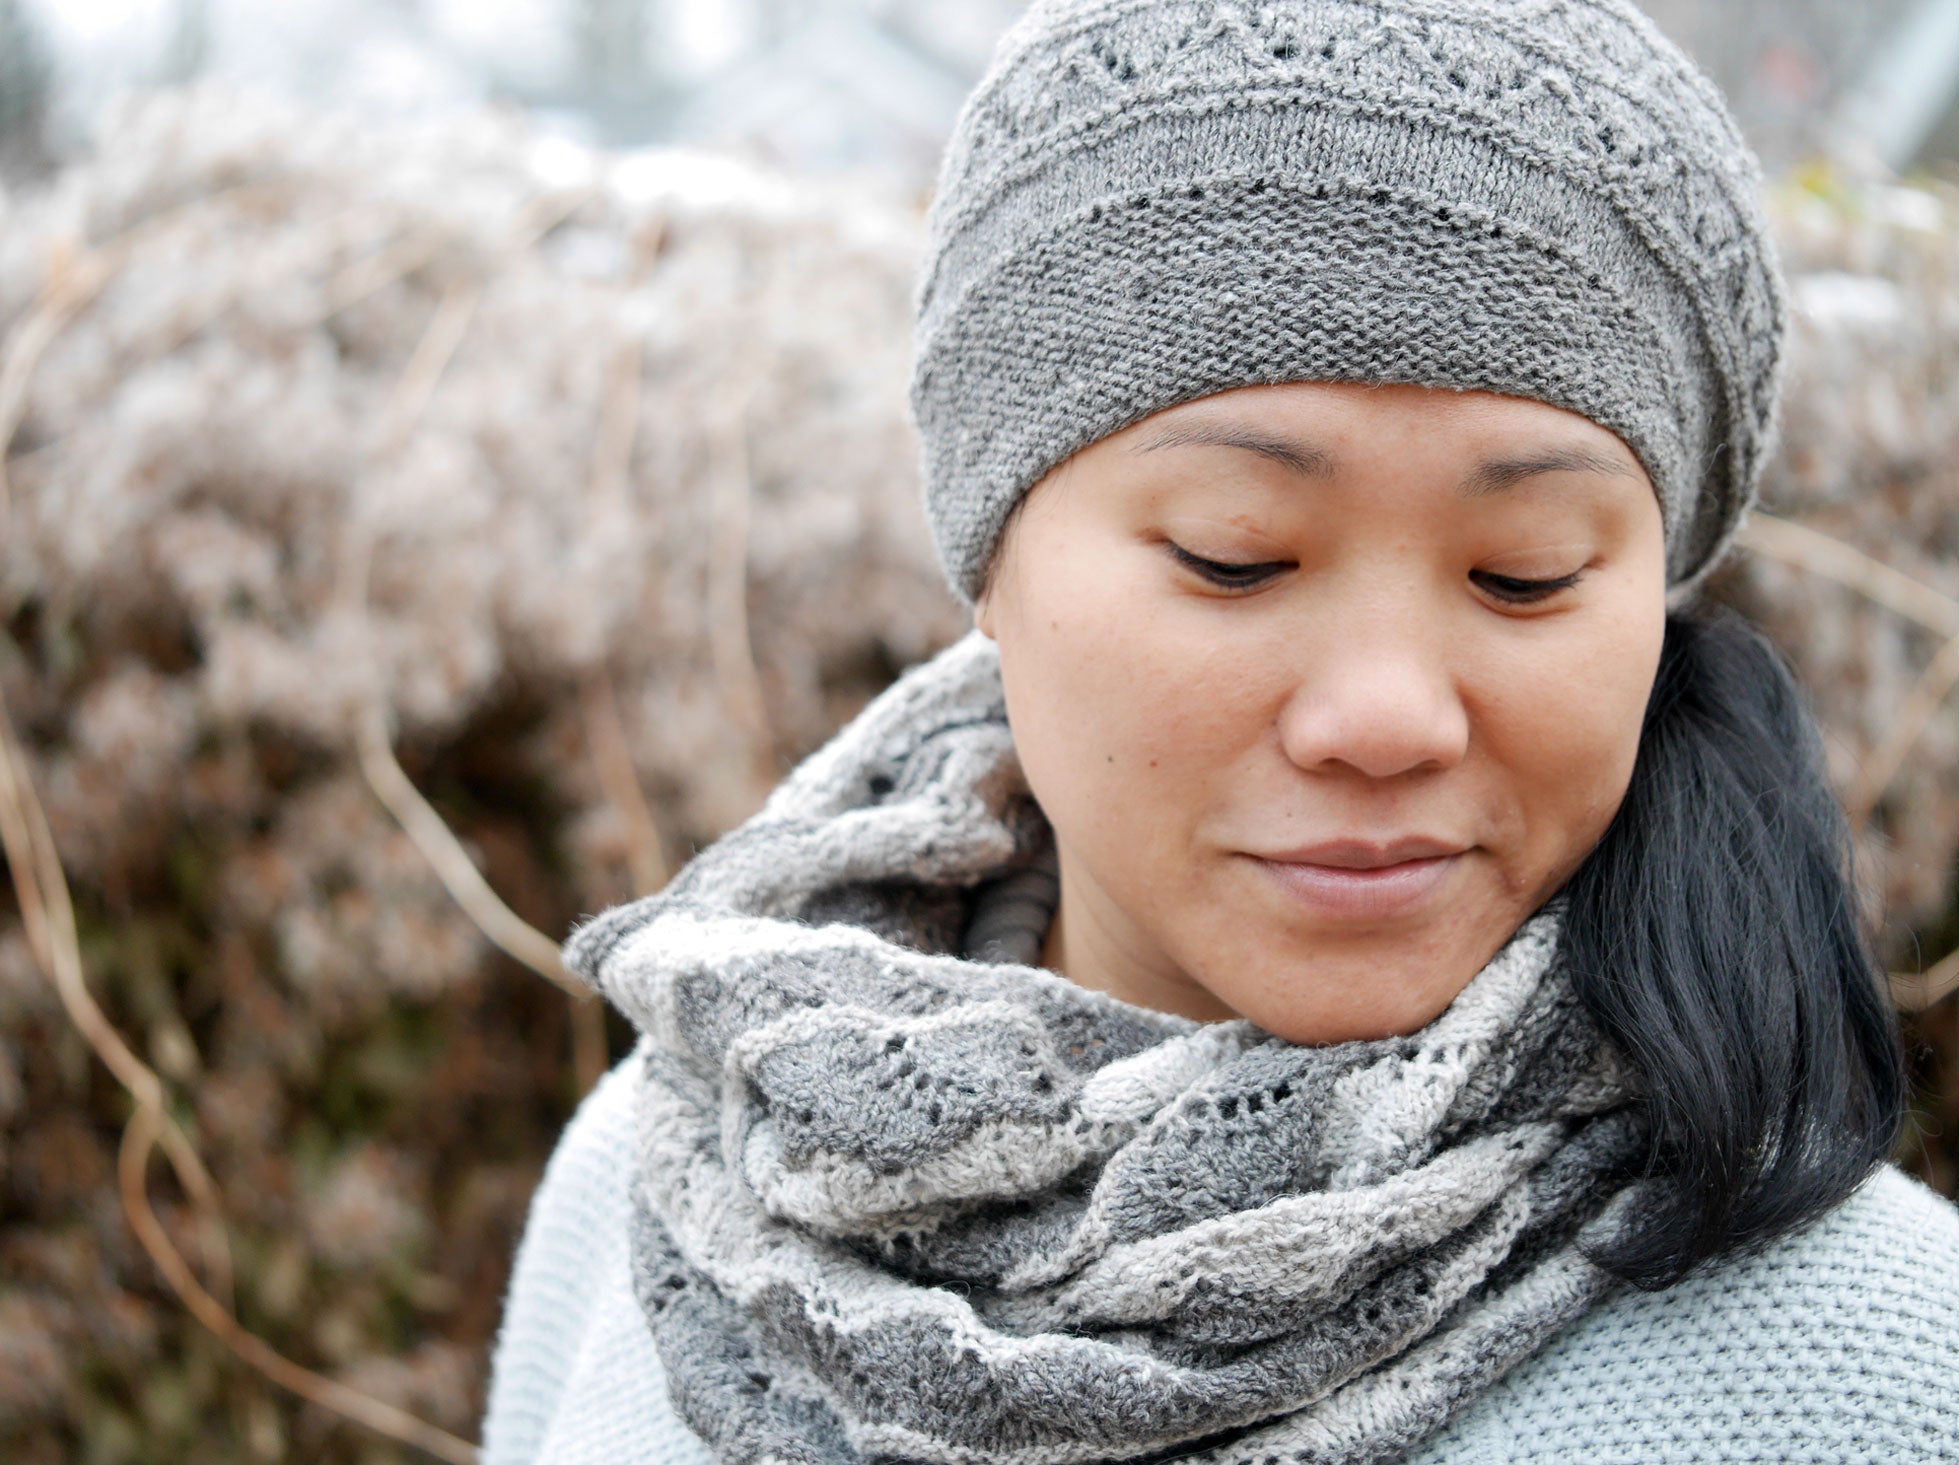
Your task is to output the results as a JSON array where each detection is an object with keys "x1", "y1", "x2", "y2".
[
  {"x1": 1470, "y1": 569, "x2": 1585, "y2": 604},
  {"x1": 1169, "y1": 544, "x2": 1289, "y2": 589},
  {"x1": 1168, "y1": 546, "x2": 1585, "y2": 604}
]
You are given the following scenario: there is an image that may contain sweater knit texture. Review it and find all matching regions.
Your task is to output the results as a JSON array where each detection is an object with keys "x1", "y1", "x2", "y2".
[
  {"x1": 909, "y1": 0, "x2": 1787, "y2": 598},
  {"x1": 533, "y1": 632, "x2": 1669, "y2": 1465}
]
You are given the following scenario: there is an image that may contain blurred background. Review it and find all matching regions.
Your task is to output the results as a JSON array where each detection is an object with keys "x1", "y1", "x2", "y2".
[
  {"x1": 4, "y1": 2, "x2": 1959, "y2": 1462},
  {"x1": 9, "y1": 0, "x2": 1959, "y2": 182}
]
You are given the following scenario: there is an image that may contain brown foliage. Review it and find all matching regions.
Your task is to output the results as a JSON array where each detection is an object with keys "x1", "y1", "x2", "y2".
[{"x1": 0, "y1": 91, "x2": 1954, "y2": 1462}]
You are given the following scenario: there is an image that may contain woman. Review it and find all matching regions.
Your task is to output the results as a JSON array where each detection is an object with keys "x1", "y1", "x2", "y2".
[{"x1": 483, "y1": 1, "x2": 1959, "y2": 1461}]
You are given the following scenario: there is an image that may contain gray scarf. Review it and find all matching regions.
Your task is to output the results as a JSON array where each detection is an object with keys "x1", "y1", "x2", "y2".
[{"x1": 566, "y1": 631, "x2": 1647, "y2": 1465}]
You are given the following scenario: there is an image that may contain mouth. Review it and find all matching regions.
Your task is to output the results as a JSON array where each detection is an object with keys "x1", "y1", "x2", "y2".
[{"x1": 1244, "y1": 838, "x2": 1467, "y2": 921}]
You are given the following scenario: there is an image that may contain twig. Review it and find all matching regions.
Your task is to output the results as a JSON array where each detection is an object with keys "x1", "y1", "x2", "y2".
[
  {"x1": 0, "y1": 253, "x2": 112, "y2": 527},
  {"x1": 576, "y1": 326, "x2": 667, "y2": 894},
  {"x1": 0, "y1": 172, "x2": 611, "y2": 1459},
  {"x1": 353, "y1": 706, "x2": 580, "y2": 995},
  {"x1": 324, "y1": 227, "x2": 461, "y2": 316},
  {"x1": 3, "y1": 181, "x2": 304, "y2": 528},
  {"x1": 354, "y1": 704, "x2": 605, "y2": 1090},
  {"x1": 0, "y1": 676, "x2": 233, "y2": 1310},
  {"x1": 308, "y1": 192, "x2": 597, "y2": 482},
  {"x1": 0, "y1": 680, "x2": 477, "y2": 1459},
  {"x1": 344, "y1": 227, "x2": 607, "y2": 1090},
  {"x1": 1740, "y1": 512, "x2": 1959, "y2": 638},
  {"x1": 1740, "y1": 515, "x2": 1959, "y2": 1012},
  {"x1": 374, "y1": 282, "x2": 483, "y2": 449},
  {"x1": 545, "y1": 334, "x2": 658, "y2": 1090},
  {"x1": 579, "y1": 670, "x2": 670, "y2": 896},
  {"x1": 0, "y1": 205, "x2": 380, "y2": 561},
  {"x1": 119, "y1": 1107, "x2": 478, "y2": 1465},
  {"x1": 508, "y1": 186, "x2": 601, "y2": 253},
  {"x1": 590, "y1": 336, "x2": 644, "y2": 509},
  {"x1": 706, "y1": 388, "x2": 776, "y2": 794},
  {"x1": 1894, "y1": 946, "x2": 1959, "y2": 1012},
  {"x1": 1847, "y1": 631, "x2": 1959, "y2": 829},
  {"x1": 569, "y1": 977, "x2": 608, "y2": 1093},
  {"x1": 322, "y1": 186, "x2": 596, "y2": 320}
]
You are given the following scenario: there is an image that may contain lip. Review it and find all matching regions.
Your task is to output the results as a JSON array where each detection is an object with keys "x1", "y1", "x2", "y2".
[
  {"x1": 1256, "y1": 837, "x2": 1465, "y2": 869},
  {"x1": 1245, "y1": 838, "x2": 1467, "y2": 922}
]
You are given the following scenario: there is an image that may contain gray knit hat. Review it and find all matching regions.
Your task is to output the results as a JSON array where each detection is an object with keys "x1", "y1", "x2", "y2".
[{"x1": 909, "y1": 0, "x2": 1787, "y2": 600}]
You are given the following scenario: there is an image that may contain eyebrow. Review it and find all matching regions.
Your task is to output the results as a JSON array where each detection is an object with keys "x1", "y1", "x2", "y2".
[
  {"x1": 1130, "y1": 422, "x2": 1335, "y2": 478},
  {"x1": 1457, "y1": 446, "x2": 1640, "y2": 497},
  {"x1": 1130, "y1": 422, "x2": 1639, "y2": 496}
]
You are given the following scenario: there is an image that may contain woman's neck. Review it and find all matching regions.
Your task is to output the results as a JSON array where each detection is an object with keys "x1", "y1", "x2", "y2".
[{"x1": 1039, "y1": 853, "x2": 1241, "y2": 1025}]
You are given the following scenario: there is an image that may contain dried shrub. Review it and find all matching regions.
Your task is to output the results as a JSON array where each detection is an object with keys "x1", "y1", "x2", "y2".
[
  {"x1": 0, "y1": 86, "x2": 958, "y2": 1464},
  {"x1": 0, "y1": 88, "x2": 1953, "y2": 1463},
  {"x1": 1716, "y1": 169, "x2": 1959, "y2": 1192}
]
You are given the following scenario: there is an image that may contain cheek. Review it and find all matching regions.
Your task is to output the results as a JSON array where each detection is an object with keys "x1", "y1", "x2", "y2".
[
  {"x1": 1479, "y1": 617, "x2": 1661, "y2": 886},
  {"x1": 993, "y1": 560, "x2": 1254, "y2": 850},
  {"x1": 994, "y1": 564, "x2": 1134, "y2": 829}
]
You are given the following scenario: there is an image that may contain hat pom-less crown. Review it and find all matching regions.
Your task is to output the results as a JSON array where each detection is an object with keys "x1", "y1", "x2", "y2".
[{"x1": 909, "y1": 0, "x2": 1787, "y2": 601}]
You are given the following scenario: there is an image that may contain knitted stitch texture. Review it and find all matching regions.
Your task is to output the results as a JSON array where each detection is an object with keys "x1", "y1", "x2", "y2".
[
  {"x1": 560, "y1": 630, "x2": 1651, "y2": 1465},
  {"x1": 481, "y1": 1071, "x2": 1959, "y2": 1465},
  {"x1": 909, "y1": 0, "x2": 1787, "y2": 599}
]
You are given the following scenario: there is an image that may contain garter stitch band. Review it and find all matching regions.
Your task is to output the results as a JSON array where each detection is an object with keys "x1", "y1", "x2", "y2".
[{"x1": 908, "y1": 0, "x2": 1789, "y2": 599}]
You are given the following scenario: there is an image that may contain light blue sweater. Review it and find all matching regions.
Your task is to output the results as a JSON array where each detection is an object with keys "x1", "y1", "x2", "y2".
[{"x1": 482, "y1": 1049, "x2": 1959, "y2": 1465}]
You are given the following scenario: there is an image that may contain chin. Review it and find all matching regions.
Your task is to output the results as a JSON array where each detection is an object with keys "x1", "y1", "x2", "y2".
[
  {"x1": 1251, "y1": 998, "x2": 1454, "y2": 1047},
  {"x1": 1205, "y1": 942, "x2": 1488, "y2": 1046}
]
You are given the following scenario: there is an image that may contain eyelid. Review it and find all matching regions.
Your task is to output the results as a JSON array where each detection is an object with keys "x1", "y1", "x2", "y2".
[
  {"x1": 1164, "y1": 541, "x2": 1587, "y2": 602},
  {"x1": 1167, "y1": 542, "x2": 1292, "y2": 589},
  {"x1": 1472, "y1": 568, "x2": 1586, "y2": 605}
]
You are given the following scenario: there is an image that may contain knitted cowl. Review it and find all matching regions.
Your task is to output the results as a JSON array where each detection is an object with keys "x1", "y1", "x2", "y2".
[{"x1": 566, "y1": 632, "x2": 1650, "y2": 1465}]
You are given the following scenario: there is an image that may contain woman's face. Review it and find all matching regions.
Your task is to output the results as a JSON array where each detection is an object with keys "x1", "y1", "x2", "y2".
[{"x1": 976, "y1": 381, "x2": 1668, "y2": 1044}]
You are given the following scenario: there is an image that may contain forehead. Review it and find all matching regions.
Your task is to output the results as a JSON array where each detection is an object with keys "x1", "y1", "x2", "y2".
[
  {"x1": 1067, "y1": 382, "x2": 1659, "y2": 525},
  {"x1": 990, "y1": 379, "x2": 1664, "y2": 586},
  {"x1": 1117, "y1": 382, "x2": 1648, "y2": 474}
]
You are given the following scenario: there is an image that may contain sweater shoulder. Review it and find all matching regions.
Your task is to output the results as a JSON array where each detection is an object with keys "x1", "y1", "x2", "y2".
[
  {"x1": 1662, "y1": 1162, "x2": 1959, "y2": 1325},
  {"x1": 1410, "y1": 1165, "x2": 1959, "y2": 1464},
  {"x1": 480, "y1": 1043, "x2": 714, "y2": 1465}
]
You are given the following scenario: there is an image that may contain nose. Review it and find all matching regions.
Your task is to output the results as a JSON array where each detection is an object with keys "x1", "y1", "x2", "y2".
[{"x1": 1275, "y1": 619, "x2": 1471, "y2": 780}]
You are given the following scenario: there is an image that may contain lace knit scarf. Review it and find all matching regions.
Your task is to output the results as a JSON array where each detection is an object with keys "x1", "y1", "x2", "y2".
[{"x1": 565, "y1": 631, "x2": 1647, "y2": 1465}]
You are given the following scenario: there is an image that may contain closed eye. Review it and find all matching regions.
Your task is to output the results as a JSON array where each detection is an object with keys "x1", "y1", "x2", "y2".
[
  {"x1": 1472, "y1": 569, "x2": 1584, "y2": 604},
  {"x1": 1168, "y1": 543, "x2": 1291, "y2": 590}
]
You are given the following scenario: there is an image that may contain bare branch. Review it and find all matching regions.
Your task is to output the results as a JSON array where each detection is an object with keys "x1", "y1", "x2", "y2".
[
  {"x1": 1894, "y1": 946, "x2": 1959, "y2": 1012},
  {"x1": 375, "y1": 283, "x2": 483, "y2": 449},
  {"x1": 354, "y1": 704, "x2": 580, "y2": 994},
  {"x1": 707, "y1": 388, "x2": 776, "y2": 797},
  {"x1": 580, "y1": 669, "x2": 670, "y2": 896},
  {"x1": 1740, "y1": 512, "x2": 1959, "y2": 639},
  {"x1": 1847, "y1": 631, "x2": 1959, "y2": 830},
  {"x1": 1, "y1": 676, "x2": 473, "y2": 1459},
  {"x1": 120, "y1": 1108, "x2": 478, "y2": 1465},
  {"x1": 0, "y1": 675, "x2": 234, "y2": 1308}
]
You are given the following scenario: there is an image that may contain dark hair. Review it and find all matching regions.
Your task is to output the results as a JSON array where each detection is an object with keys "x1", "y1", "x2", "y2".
[{"x1": 1561, "y1": 602, "x2": 1905, "y2": 1291}]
